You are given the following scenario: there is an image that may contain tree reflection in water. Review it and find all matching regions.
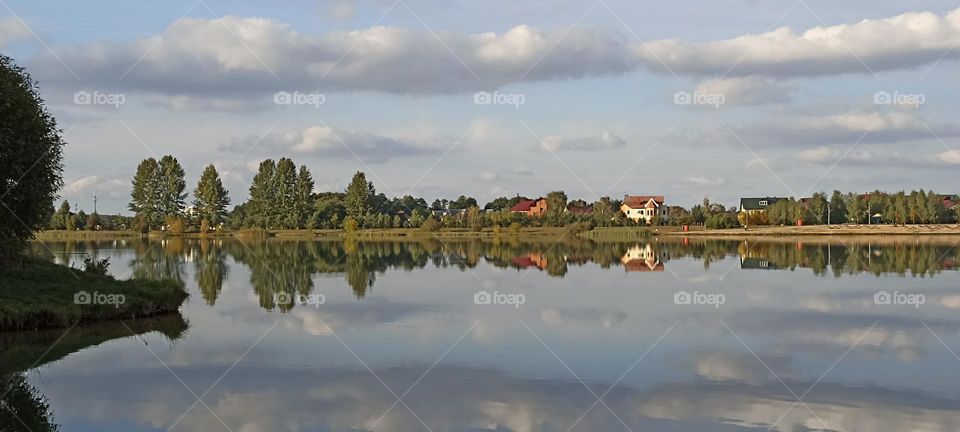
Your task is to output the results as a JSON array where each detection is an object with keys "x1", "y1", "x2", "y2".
[{"x1": 29, "y1": 236, "x2": 960, "y2": 311}]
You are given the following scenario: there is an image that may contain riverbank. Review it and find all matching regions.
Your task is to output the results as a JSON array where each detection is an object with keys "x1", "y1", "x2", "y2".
[
  {"x1": 0, "y1": 258, "x2": 188, "y2": 331},
  {"x1": 664, "y1": 224, "x2": 960, "y2": 237}
]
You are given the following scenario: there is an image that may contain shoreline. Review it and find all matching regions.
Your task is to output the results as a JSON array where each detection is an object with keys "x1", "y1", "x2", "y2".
[
  {"x1": 34, "y1": 224, "x2": 960, "y2": 242},
  {"x1": 0, "y1": 258, "x2": 188, "y2": 332}
]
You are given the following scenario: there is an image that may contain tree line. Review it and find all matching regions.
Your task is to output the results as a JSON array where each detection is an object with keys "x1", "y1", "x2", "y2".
[{"x1": 45, "y1": 154, "x2": 960, "y2": 234}]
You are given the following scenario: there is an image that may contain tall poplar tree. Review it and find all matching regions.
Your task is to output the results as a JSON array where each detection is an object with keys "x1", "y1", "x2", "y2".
[
  {"x1": 193, "y1": 164, "x2": 230, "y2": 225},
  {"x1": 157, "y1": 155, "x2": 187, "y2": 217},
  {"x1": 129, "y1": 158, "x2": 161, "y2": 226}
]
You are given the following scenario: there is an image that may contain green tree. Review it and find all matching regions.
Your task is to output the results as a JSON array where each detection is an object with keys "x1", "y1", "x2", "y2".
[
  {"x1": 129, "y1": 158, "x2": 161, "y2": 226},
  {"x1": 810, "y1": 192, "x2": 828, "y2": 224},
  {"x1": 86, "y1": 212, "x2": 101, "y2": 230},
  {"x1": 51, "y1": 200, "x2": 71, "y2": 230},
  {"x1": 845, "y1": 193, "x2": 863, "y2": 224},
  {"x1": 294, "y1": 165, "x2": 315, "y2": 228},
  {"x1": 345, "y1": 171, "x2": 370, "y2": 220},
  {"x1": 0, "y1": 55, "x2": 65, "y2": 263},
  {"x1": 193, "y1": 164, "x2": 231, "y2": 226},
  {"x1": 247, "y1": 159, "x2": 276, "y2": 228},
  {"x1": 157, "y1": 155, "x2": 187, "y2": 217},
  {"x1": 545, "y1": 191, "x2": 568, "y2": 226},
  {"x1": 830, "y1": 190, "x2": 846, "y2": 224}
]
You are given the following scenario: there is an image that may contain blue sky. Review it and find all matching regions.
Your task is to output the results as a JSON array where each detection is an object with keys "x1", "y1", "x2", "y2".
[{"x1": 2, "y1": 0, "x2": 959, "y2": 214}]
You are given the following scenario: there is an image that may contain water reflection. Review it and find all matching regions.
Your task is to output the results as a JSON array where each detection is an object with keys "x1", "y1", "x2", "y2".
[
  {"x1": 13, "y1": 236, "x2": 960, "y2": 431},
  {"x1": 0, "y1": 315, "x2": 188, "y2": 431},
  {"x1": 29, "y1": 237, "x2": 960, "y2": 310}
]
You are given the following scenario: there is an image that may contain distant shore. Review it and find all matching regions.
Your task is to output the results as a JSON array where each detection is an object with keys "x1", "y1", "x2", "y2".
[
  {"x1": 34, "y1": 224, "x2": 960, "y2": 242},
  {"x1": 662, "y1": 224, "x2": 960, "y2": 237}
]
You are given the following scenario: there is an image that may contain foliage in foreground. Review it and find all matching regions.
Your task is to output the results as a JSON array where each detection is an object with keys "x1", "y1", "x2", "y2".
[{"x1": 0, "y1": 55, "x2": 65, "y2": 265}]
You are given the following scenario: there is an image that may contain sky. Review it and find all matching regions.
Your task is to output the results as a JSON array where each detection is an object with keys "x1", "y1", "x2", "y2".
[{"x1": 2, "y1": 0, "x2": 959, "y2": 214}]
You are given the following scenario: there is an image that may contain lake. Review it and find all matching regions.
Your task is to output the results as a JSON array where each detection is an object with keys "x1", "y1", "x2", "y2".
[{"x1": 5, "y1": 236, "x2": 960, "y2": 431}]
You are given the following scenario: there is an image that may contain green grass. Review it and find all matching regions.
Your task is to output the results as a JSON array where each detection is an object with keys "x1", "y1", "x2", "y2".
[{"x1": 0, "y1": 258, "x2": 188, "y2": 331}]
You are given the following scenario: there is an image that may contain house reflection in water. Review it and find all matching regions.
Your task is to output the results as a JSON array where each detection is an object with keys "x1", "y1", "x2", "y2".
[
  {"x1": 511, "y1": 253, "x2": 549, "y2": 270},
  {"x1": 621, "y1": 244, "x2": 664, "y2": 272}
]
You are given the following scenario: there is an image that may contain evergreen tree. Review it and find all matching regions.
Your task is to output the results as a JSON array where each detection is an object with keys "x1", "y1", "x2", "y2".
[
  {"x1": 345, "y1": 171, "x2": 370, "y2": 219},
  {"x1": 193, "y1": 164, "x2": 231, "y2": 226},
  {"x1": 129, "y1": 158, "x2": 161, "y2": 227}
]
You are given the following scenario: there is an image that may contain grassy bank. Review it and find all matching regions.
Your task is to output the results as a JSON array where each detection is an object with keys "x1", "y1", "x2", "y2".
[
  {"x1": 0, "y1": 258, "x2": 188, "y2": 331},
  {"x1": 664, "y1": 224, "x2": 960, "y2": 237}
]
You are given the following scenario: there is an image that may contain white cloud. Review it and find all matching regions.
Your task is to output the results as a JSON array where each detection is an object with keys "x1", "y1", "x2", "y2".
[
  {"x1": 797, "y1": 146, "x2": 839, "y2": 162},
  {"x1": 539, "y1": 131, "x2": 625, "y2": 152},
  {"x1": 936, "y1": 149, "x2": 960, "y2": 164},
  {"x1": 639, "y1": 8, "x2": 960, "y2": 77},
  {"x1": 223, "y1": 126, "x2": 445, "y2": 163},
  {"x1": 62, "y1": 175, "x2": 100, "y2": 197},
  {"x1": 688, "y1": 176, "x2": 725, "y2": 186},
  {"x1": 33, "y1": 17, "x2": 636, "y2": 97},
  {"x1": 692, "y1": 77, "x2": 793, "y2": 106},
  {"x1": 28, "y1": 7, "x2": 960, "y2": 109}
]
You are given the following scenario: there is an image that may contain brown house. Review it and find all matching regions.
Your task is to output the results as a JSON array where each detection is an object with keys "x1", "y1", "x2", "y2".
[{"x1": 510, "y1": 197, "x2": 548, "y2": 217}]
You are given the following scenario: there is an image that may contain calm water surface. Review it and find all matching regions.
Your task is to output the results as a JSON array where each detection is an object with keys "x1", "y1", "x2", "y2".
[{"x1": 5, "y1": 237, "x2": 960, "y2": 432}]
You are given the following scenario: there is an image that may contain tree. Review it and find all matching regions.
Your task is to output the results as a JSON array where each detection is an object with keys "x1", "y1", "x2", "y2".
[
  {"x1": 345, "y1": 171, "x2": 370, "y2": 220},
  {"x1": 73, "y1": 210, "x2": 87, "y2": 230},
  {"x1": 545, "y1": 191, "x2": 568, "y2": 226},
  {"x1": 247, "y1": 159, "x2": 277, "y2": 228},
  {"x1": 845, "y1": 193, "x2": 863, "y2": 224},
  {"x1": 157, "y1": 155, "x2": 187, "y2": 217},
  {"x1": 830, "y1": 190, "x2": 846, "y2": 224},
  {"x1": 193, "y1": 164, "x2": 231, "y2": 226},
  {"x1": 294, "y1": 165, "x2": 315, "y2": 228},
  {"x1": 86, "y1": 212, "x2": 101, "y2": 230},
  {"x1": 130, "y1": 158, "x2": 161, "y2": 226},
  {"x1": 51, "y1": 200, "x2": 71, "y2": 230},
  {"x1": 0, "y1": 55, "x2": 65, "y2": 263},
  {"x1": 810, "y1": 192, "x2": 828, "y2": 224}
]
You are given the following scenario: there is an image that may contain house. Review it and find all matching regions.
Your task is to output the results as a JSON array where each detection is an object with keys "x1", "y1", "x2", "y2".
[
  {"x1": 620, "y1": 195, "x2": 667, "y2": 224},
  {"x1": 739, "y1": 197, "x2": 784, "y2": 215},
  {"x1": 510, "y1": 197, "x2": 548, "y2": 217},
  {"x1": 620, "y1": 244, "x2": 664, "y2": 272}
]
